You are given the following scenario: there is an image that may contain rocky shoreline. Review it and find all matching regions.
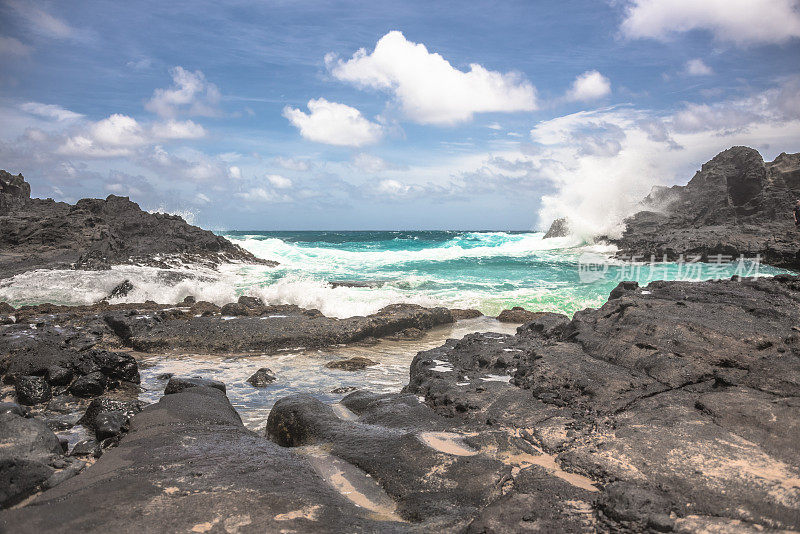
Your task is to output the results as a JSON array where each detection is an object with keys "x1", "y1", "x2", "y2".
[
  {"x1": 1, "y1": 275, "x2": 799, "y2": 532},
  {"x1": 2, "y1": 148, "x2": 800, "y2": 532}
]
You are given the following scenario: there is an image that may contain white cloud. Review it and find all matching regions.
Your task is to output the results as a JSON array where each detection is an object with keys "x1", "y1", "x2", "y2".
[
  {"x1": 327, "y1": 30, "x2": 537, "y2": 125},
  {"x1": 228, "y1": 166, "x2": 242, "y2": 179},
  {"x1": 684, "y1": 58, "x2": 714, "y2": 76},
  {"x1": 20, "y1": 102, "x2": 83, "y2": 122},
  {"x1": 267, "y1": 174, "x2": 292, "y2": 189},
  {"x1": 283, "y1": 98, "x2": 383, "y2": 146},
  {"x1": 274, "y1": 156, "x2": 311, "y2": 171},
  {"x1": 377, "y1": 179, "x2": 411, "y2": 196},
  {"x1": 620, "y1": 0, "x2": 800, "y2": 45},
  {"x1": 237, "y1": 187, "x2": 291, "y2": 203},
  {"x1": 530, "y1": 79, "x2": 800, "y2": 238},
  {"x1": 146, "y1": 66, "x2": 221, "y2": 118},
  {"x1": 57, "y1": 114, "x2": 146, "y2": 157},
  {"x1": 196, "y1": 193, "x2": 211, "y2": 203},
  {"x1": 89, "y1": 114, "x2": 146, "y2": 146},
  {"x1": 150, "y1": 119, "x2": 206, "y2": 139},
  {"x1": 0, "y1": 35, "x2": 31, "y2": 56},
  {"x1": 565, "y1": 71, "x2": 612, "y2": 102},
  {"x1": 487, "y1": 122, "x2": 503, "y2": 130},
  {"x1": 351, "y1": 153, "x2": 391, "y2": 173}
]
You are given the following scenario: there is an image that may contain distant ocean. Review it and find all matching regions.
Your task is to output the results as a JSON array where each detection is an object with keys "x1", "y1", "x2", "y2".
[{"x1": 1, "y1": 230, "x2": 786, "y2": 317}]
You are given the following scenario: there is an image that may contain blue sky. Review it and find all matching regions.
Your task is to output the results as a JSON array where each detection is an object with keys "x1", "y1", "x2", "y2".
[{"x1": 1, "y1": 0, "x2": 799, "y2": 232}]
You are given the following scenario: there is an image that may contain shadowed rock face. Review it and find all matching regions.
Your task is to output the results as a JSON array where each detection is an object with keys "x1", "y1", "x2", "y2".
[
  {"x1": 0, "y1": 171, "x2": 274, "y2": 279},
  {"x1": 610, "y1": 146, "x2": 800, "y2": 269}
]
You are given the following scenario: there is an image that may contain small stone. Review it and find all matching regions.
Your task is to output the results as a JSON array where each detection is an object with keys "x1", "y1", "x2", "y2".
[
  {"x1": 93, "y1": 351, "x2": 140, "y2": 383},
  {"x1": 324, "y1": 357, "x2": 378, "y2": 371},
  {"x1": 70, "y1": 439, "x2": 101, "y2": 458},
  {"x1": 246, "y1": 368, "x2": 276, "y2": 387},
  {"x1": 15, "y1": 375, "x2": 52, "y2": 405},
  {"x1": 95, "y1": 411, "x2": 129, "y2": 441},
  {"x1": 331, "y1": 386, "x2": 358, "y2": 394},
  {"x1": 220, "y1": 302, "x2": 248, "y2": 316},
  {"x1": 108, "y1": 280, "x2": 134, "y2": 299},
  {"x1": 183, "y1": 295, "x2": 196, "y2": 304}
]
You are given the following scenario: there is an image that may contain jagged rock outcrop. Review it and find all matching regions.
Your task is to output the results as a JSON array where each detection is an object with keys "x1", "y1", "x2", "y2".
[
  {"x1": 543, "y1": 217, "x2": 570, "y2": 238},
  {"x1": 610, "y1": 147, "x2": 800, "y2": 268},
  {"x1": 0, "y1": 171, "x2": 275, "y2": 279}
]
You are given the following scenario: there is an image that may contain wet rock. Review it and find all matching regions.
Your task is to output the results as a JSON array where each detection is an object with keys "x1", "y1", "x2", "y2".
[
  {"x1": 246, "y1": 368, "x2": 276, "y2": 387},
  {"x1": 79, "y1": 398, "x2": 144, "y2": 439},
  {"x1": 46, "y1": 395, "x2": 83, "y2": 414},
  {"x1": 332, "y1": 386, "x2": 358, "y2": 394},
  {"x1": 237, "y1": 295, "x2": 265, "y2": 311},
  {"x1": 0, "y1": 402, "x2": 26, "y2": 416},
  {"x1": 325, "y1": 356, "x2": 378, "y2": 371},
  {"x1": 108, "y1": 280, "x2": 134, "y2": 299},
  {"x1": 189, "y1": 301, "x2": 219, "y2": 317},
  {"x1": 449, "y1": 308, "x2": 483, "y2": 320},
  {"x1": 0, "y1": 413, "x2": 63, "y2": 462},
  {"x1": 0, "y1": 301, "x2": 14, "y2": 314},
  {"x1": 182, "y1": 295, "x2": 196, "y2": 304},
  {"x1": 543, "y1": 216, "x2": 570, "y2": 238},
  {"x1": 608, "y1": 280, "x2": 638, "y2": 299},
  {"x1": 220, "y1": 302, "x2": 249, "y2": 316},
  {"x1": 92, "y1": 351, "x2": 140, "y2": 383},
  {"x1": 516, "y1": 312, "x2": 570, "y2": 339},
  {"x1": 46, "y1": 365, "x2": 73, "y2": 387},
  {"x1": 70, "y1": 439, "x2": 101, "y2": 458},
  {"x1": 497, "y1": 306, "x2": 542, "y2": 323},
  {"x1": 69, "y1": 372, "x2": 107, "y2": 398},
  {"x1": 164, "y1": 376, "x2": 226, "y2": 395},
  {"x1": 156, "y1": 372, "x2": 173, "y2": 380},
  {"x1": 14, "y1": 375, "x2": 52, "y2": 405}
]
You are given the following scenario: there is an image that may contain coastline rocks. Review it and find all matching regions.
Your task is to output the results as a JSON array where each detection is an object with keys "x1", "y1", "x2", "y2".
[
  {"x1": 449, "y1": 308, "x2": 483, "y2": 320},
  {"x1": 107, "y1": 280, "x2": 134, "y2": 299},
  {"x1": 69, "y1": 372, "x2": 107, "y2": 398},
  {"x1": 0, "y1": 172, "x2": 276, "y2": 280},
  {"x1": 106, "y1": 303, "x2": 453, "y2": 353},
  {"x1": 497, "y1": 306, "x2": 542, "y2": 323},
  {"x1": 609, "y1": 147, "x2": 800, "y2": 269},
  {"x1": 246, "y1": 368, "x2": 276, "y2": 387},
  {"x1": 164, "y1": 376, "x2": 226, "y2": 395},
  {"x1": 79, "y1": 398, "x2": 144, "y2": 442},
  {"x1": 324, "y1": 357, "x2": 378, "y2": 371}
]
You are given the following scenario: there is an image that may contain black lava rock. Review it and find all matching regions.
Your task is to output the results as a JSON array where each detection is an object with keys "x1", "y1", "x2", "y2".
[
  {"x1": 164, "y1": 377, "x2": 226, "y2": 395},
  {"x1": 15, "y1": 375, "x2": 52, "y2": 405},
  {"x1": 246, "y1": 368, "x2": 276, "y2": 387}
]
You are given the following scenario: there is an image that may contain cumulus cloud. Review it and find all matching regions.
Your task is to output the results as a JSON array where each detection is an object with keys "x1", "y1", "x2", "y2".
[
  {"x1": 377, "y1": 179, "x2": 411, "y2": 196},
  {"x1": 150, "y1": 119, "x2": 206, "y2": 139},
  {"x1": 283, "y1": 98, "x2": 383, "y2": 146},
  {"x1": 350, "y1": 153, "x2": 401, "y2": 173},
  {"x1": 326, "y1": 30, "x2": 537, "y2": 125},
  {"x1": 20, "y1": 102, "x2": 83, "y2": 122},
  {"x1": 0, "y1": 35, "x2": 31, "y2": 56},
  {"x1": 684, "y1": 58, "x2": 714, "y2": 76},
  {"x1": 146, "y1": 66, "x2": 221, "y2": 118},
  {"x1": 565, "y1": 71, "x2": 612, "y2": 102},
  {"x1": 620, "y1": 0, "x2": 800, "y2": 45},
  {"x1": 267, "y1": 174, "x2": 292, "y2": 188},
  {"x1": 227, "y1": 166, "x2": 242, "y2": 179},
  {"x1": 58, "y1": 114, "x2": 146, "y2": 158}
]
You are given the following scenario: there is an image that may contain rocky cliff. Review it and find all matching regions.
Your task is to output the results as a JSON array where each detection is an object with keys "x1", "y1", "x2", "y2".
[
  {"x1": 0, "y1": 171, "x2": 272, "y2": 279},
  {"x1": 609, "y1": 146, "x2": 800, "y2": 268}
]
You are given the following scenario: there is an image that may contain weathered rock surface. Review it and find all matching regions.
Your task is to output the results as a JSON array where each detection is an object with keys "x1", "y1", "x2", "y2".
[
  {"x1": 0, "y1": 387, "x2": 416, "y2": 532},
  {"x1": 0, "y1": 171, "x2": 275, "y2": 279},
  {"x1": 247, "y1": 367, "x2": 276, "y2": 387},
  {"x1": 324, "y1": 356, "x2": 378, "y2": 371},
  {"x1": 609, "y1": 147, "x2": 800, "y2": 269},
  {"x1": 543, "y1": 217, "x2": 570, "y2": 238},
  {"x1": 105, "y1": 303, "x2": 453, "y2": 353},
  {"x1": 496, "y1": 306, "x2": 546, "y2": 323}
]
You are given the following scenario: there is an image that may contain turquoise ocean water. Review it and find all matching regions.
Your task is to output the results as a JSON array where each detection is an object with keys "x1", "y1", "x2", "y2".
[{"x1": 0, "y1": 230, "x2": 788, "y2": 317}]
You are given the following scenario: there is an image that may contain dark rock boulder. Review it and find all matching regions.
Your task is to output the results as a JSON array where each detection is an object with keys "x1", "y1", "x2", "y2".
[
  {"x1": 79, "y1": 398, "x2": 144, "y2": 442},
  {"x1": 69, "y1": 372, "x2": 107, "y2": 398},
  {"x1": 611, "y1": 147, "x2": 800, "y2": 269},
  {"x1": 497, "y1": 306, "x2": 542, "y2": 323},
  {"x1": 14, "y1": 376, "x2": 52, "y2": 406},
  {"x1": 107, "y1": 280, "x2": 134, "y2": 299},
  {"x1": 449, "y1": 308, "x2": 483, "y2": 320},
  {"x1": 220, "y1": 302, "x2": 249, "y2": 316},
  {"x1": 164, "y1": 376, "x2": 226, "y2": 395},
  {"x1": 0, "y1": 402, "x2": 26, "y2": 416},
  {"x1": 246, "y1": 368, "x2": 276, "y2": 387}
]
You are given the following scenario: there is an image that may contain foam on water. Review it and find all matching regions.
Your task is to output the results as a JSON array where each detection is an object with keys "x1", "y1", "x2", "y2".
[{"x1": 0, "y1": 231, "x2": 790, "y2": 318}]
